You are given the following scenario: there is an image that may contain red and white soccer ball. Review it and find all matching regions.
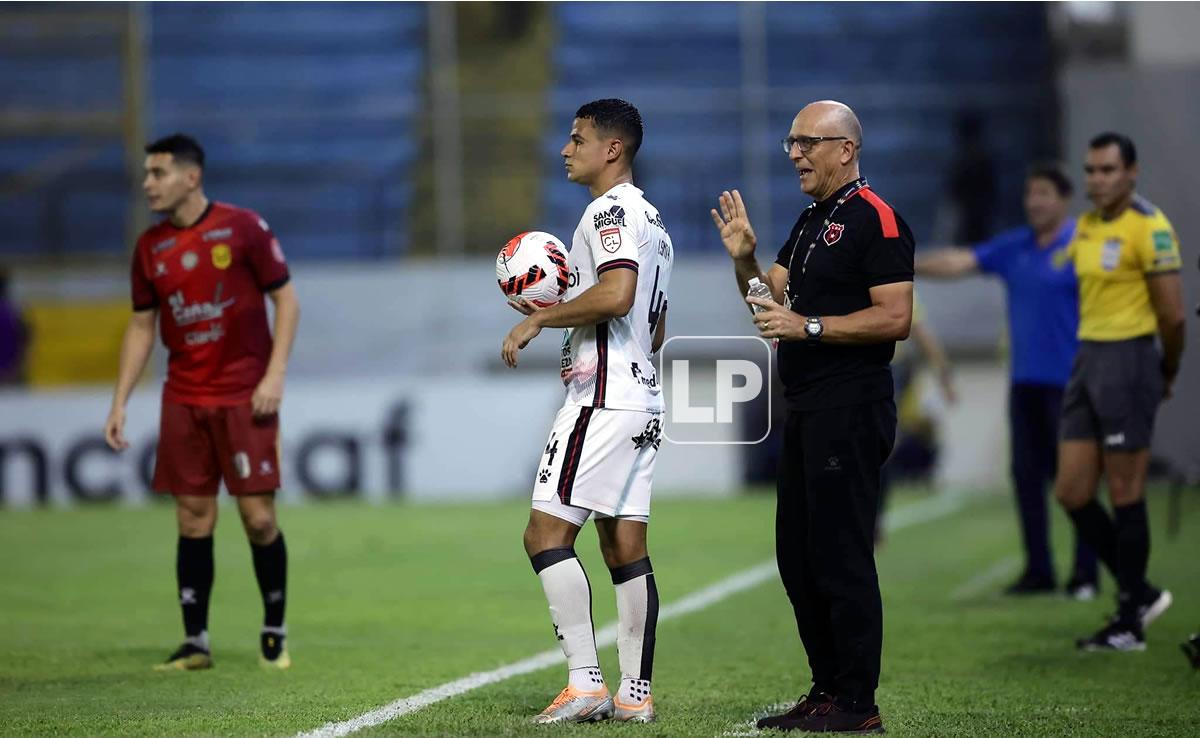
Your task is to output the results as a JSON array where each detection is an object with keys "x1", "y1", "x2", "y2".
[{"x1": 495, "y1": 231, "x2": 570, "y2": 308}]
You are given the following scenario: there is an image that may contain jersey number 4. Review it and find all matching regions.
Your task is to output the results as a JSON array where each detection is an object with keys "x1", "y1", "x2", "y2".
[{"x1": 647, "y1": 265, "x2": 666, "y2": 333}]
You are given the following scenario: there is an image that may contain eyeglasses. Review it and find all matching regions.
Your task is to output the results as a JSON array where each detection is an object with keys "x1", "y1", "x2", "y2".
[{"x1": 781, "y1": 135, "x2": 849, "y2": 154}]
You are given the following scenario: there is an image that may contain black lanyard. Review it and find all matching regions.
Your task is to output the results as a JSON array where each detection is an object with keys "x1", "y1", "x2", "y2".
[{"x1": 783, "y1": 178, "x2": 869, "y2": 307}]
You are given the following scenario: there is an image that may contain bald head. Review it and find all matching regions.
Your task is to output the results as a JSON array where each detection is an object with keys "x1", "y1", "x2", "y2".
[
  {"x1": 796, "y1": 100, "x2": 862, "y2": 151},
  {"x1": 787, "y1": 100, "x2": 864, "y2": 200}
]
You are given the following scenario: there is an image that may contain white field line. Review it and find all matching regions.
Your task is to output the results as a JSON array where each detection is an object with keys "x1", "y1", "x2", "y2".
[
  {"x1": 948, "y1": 555, "x2": 1021, "y2": 601},
  {"x1": 296, "y1": 492, "x2": 968, "y2": 738}
]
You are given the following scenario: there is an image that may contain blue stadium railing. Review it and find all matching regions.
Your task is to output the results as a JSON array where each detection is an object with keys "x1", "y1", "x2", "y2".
[
  {"x1": 0, "y1": 1, "x2": 427, "y2": 259},
  {"x1": 542, "y1": 1, "x2": 1055, "y2": 254}
]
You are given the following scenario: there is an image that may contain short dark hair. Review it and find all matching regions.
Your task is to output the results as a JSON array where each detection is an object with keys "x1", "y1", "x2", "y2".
[
  {"x1": 575, "y1": 98, "x2": 643, "y2": 159},
  {"x1": 1088, "y1": 131, "x2": 1136, "y2": 166},
  {"x1": 145, "y1": 133, "x2": 205, "y2": 169},
  {"x1": 1027, "y1": 161, "x2": 1073, "y2": 197}
]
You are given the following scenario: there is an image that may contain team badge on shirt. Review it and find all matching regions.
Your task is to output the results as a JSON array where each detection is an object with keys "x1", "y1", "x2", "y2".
[
  {"x1": 824, "y1": 222, "x2": 845, "y2": 246},
  {"x1": 600, "y1": 227, "x2": 622, "y2": 252},
  {"x1": 211, "y1": 244, "x2": 232, "y2": 270}
]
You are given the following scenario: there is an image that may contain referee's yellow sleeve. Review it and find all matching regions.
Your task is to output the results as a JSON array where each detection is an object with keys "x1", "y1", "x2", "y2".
[{"x1": 1139, "y1": 212, "x2": 1182, "y2": 273}]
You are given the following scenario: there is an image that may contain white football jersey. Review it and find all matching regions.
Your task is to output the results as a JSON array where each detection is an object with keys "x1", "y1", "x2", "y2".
[{"x1": 561, "y1": 182, "x2": 673, "y2": 413}]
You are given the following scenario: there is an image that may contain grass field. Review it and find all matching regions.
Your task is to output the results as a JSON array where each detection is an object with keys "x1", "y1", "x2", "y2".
[{"x1": 1, "y1": 486, "x2": 1197, "y2": 736}]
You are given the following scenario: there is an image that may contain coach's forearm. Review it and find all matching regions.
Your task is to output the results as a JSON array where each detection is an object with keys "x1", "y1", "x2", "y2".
[
  {"x1": 533, "y1": 281, "x2": 633, "y2": 328},
  {"x1": 266, "y1": 286, "x2": 300, "y2": 378},
  {"x1": 733, "y1": 255, "x2": 767, "y2": 308},
  {"x1": 111, "y1": 314, "x2": 157, "y2": 409},
  {"x1": 821, "y1": 306, "x2": 912, "y2": 345}
]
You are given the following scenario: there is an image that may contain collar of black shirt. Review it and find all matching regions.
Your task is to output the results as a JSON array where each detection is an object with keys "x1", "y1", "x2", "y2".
[{"x1": 816, "y1": 177, "x2": 866, "y2": 208}]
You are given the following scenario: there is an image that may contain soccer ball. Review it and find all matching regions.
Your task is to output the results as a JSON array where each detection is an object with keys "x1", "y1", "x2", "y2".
[{"x1": 496, "y1": 231, "x2": 570, "y2": 308}]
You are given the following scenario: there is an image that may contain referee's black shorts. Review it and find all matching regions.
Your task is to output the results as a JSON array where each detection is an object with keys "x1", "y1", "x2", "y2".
[{"x1": 1060, "y1": 336, "x2": 1162, "y2": 451}]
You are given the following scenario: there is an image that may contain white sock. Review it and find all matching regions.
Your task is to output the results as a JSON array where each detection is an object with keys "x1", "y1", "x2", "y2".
[
  {"x1": 531, "y1": 547, "x2": 603, "y2": 687},
  {"x1": 570, "y1": 666, "x2": 605, "y2": 692},
  {"x1": 184, "y1": 630, "x2": 210, "y2": 651},
  {"x1": 619, "y1": 677, "x2": 652, "y2": 705},
  {"x1": 612, "y1": 558, "x2": 658, "y2": 704}
]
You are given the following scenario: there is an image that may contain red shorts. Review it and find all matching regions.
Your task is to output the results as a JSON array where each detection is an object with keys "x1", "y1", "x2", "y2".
[{"x1": 153, "y1": 400, "x2": 281, "y2": 496}]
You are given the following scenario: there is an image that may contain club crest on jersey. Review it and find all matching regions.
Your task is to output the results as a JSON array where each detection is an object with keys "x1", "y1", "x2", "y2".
[
  {"x1": 824, "y1": 222, "x2": 845, "y2": 246},
  {"x1": 211, "y1": 244, "x2": 232, "y2": 270},
  {"x1": 600, "y1": 227, "x2": 622, "y2": 253},
  {"x1": 181, "y1": 251, "x2": 199, "y2": 270}
]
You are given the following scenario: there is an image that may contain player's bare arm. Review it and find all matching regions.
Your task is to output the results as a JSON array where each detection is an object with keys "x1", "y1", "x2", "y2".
[
  {"x1": 915, "y1": 248, "x2": 980, "y2": 278},
  {"x1": 750, "y1": 280, "x2": 912, "y2": 344},
  {"x1": 1146, "y1": 271, "x2": 1185, "y2": 396},
  {"x1": 252, "y1": 282, "x2": 300, "y2": 417},
  {"x1": 502, "y1": 269, "x2": 636, "y2": 368},
  {"x1": 105, "y1": 308, "x2": 158, "y2": 451}
]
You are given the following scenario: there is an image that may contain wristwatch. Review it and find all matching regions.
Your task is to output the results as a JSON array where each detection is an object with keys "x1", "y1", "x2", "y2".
[{"x1": 805, "y1": 316, "x2": 824, "y2": 343}]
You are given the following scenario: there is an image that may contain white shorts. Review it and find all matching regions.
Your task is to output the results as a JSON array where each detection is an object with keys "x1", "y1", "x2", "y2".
[{"x1": 531, "y1": 404, "x2": 661, "y2": 527}]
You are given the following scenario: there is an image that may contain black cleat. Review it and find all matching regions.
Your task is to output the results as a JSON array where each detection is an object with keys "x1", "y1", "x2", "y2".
[
  {"x1": 260, "y1": 632, "x2": 291, "y2": 670},
  {"x1": 1004, "y1": 572, "x2": 1057, "y2": 596},
  {"x1": 1136, "y1": 587, "x2": 1172, "y2": 629},
  {"x1": 154, "y1": 642, "x2": 212, "y2": 671},
  {"x1": 790, "y1": 701, "x2": 885, "y2": 734},
  {"x1": 1077, "y1": 619, "x2": 1146, "y2": 652},
  {"x1": 1181, "y1": 634, "x2": 1200, "y2": 669},
  {"x1": 757, "y1": 692, "x2": 832, "y2": 730}
]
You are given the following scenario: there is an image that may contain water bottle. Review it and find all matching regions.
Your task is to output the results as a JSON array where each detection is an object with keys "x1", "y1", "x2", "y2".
[{"x1": 746, "y1": 277, "x2": 773, "y2": 314}]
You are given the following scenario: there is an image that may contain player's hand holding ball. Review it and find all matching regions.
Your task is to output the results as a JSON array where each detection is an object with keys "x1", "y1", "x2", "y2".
[{"x1": 497, "y1": 231, "x2": 568, "y2": 368}]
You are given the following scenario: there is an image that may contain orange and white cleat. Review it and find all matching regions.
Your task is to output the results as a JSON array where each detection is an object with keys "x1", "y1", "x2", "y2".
[
  {"x1": 613, "y1": 695, "x2": 656, "y2": 723},
  {"x1": 532, "y1": 685, "x2": 614, "y2": 724}
]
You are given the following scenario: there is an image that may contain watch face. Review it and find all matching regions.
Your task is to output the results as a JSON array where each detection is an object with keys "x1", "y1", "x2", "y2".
[{"x1": 806, "y1": 321, "x2": 820, "y2": 336}]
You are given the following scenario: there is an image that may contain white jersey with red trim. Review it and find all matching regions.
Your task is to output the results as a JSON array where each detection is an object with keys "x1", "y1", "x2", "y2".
[{"x1": 561, "y1": 182, "x2": 672, "y2": 413}]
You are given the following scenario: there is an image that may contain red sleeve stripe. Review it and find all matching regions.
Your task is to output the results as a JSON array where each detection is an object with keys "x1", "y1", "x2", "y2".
[
  {"x1": 857, "y1": 188, "x2": 900, "y2": 239},
  {"x1": 597, "y1": 259, "x2": 639, "y2": 275}
]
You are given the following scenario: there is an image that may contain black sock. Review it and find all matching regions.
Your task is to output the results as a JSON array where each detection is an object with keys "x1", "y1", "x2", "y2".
[
  {"x1": 177, "y1": 535, "x2": 214, "y2": 640},
  {"x1": 251, "y1": 531, "x2": 287, "y2": 629},
  {"x1": 1113, "y1": 501, "x2": 1150, "y2": 620},
  {"x1": 1067, "y1": 500, "x2": 1118, "y2": 576}
]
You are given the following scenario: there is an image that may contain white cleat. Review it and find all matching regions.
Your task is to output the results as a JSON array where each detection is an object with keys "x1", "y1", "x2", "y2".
[
  {"x1": 532, "y1": 685, "x2": 614, "y2": 724},
  {"x1": 613, "y1": 695, "x2": 656, "y2": 723}
]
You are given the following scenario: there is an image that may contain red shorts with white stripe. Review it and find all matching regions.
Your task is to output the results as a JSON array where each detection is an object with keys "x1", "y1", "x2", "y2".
[{"x1": 153, "y1": 399, "x2": 281, "y2": 496}]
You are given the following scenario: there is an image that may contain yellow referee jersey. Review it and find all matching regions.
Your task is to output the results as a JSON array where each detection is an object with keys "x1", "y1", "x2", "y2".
[{"x1": 1064, "y1": 196, "x2": 1181, "y2": 341}]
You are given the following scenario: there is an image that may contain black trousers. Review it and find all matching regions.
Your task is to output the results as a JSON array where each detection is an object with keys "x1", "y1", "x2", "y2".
[
  {"x1": 1009, "y1": 383, "x2": 1097, "y2": 582},
  {"x1": 776, "y1": 399, "x2": 896, "y2": 711}
]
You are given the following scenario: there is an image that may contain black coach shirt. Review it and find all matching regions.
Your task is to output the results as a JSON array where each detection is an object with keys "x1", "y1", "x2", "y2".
[{"x1": 774, "y1": 179, "x2": 915, "y2": 411}]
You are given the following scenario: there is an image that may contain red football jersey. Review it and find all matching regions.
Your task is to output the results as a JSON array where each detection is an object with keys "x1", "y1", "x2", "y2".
[{"x1": 130, "y1": 201, "x2": 290, "y2": 406}]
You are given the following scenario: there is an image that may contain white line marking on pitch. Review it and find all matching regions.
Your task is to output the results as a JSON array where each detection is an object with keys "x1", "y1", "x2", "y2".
[
  {"x1": 295, "y1": 493, "x2": 967, "y2": 738},
  {"x1": 949, "y1": 555, "x2": 1021, "y2": 601}
]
